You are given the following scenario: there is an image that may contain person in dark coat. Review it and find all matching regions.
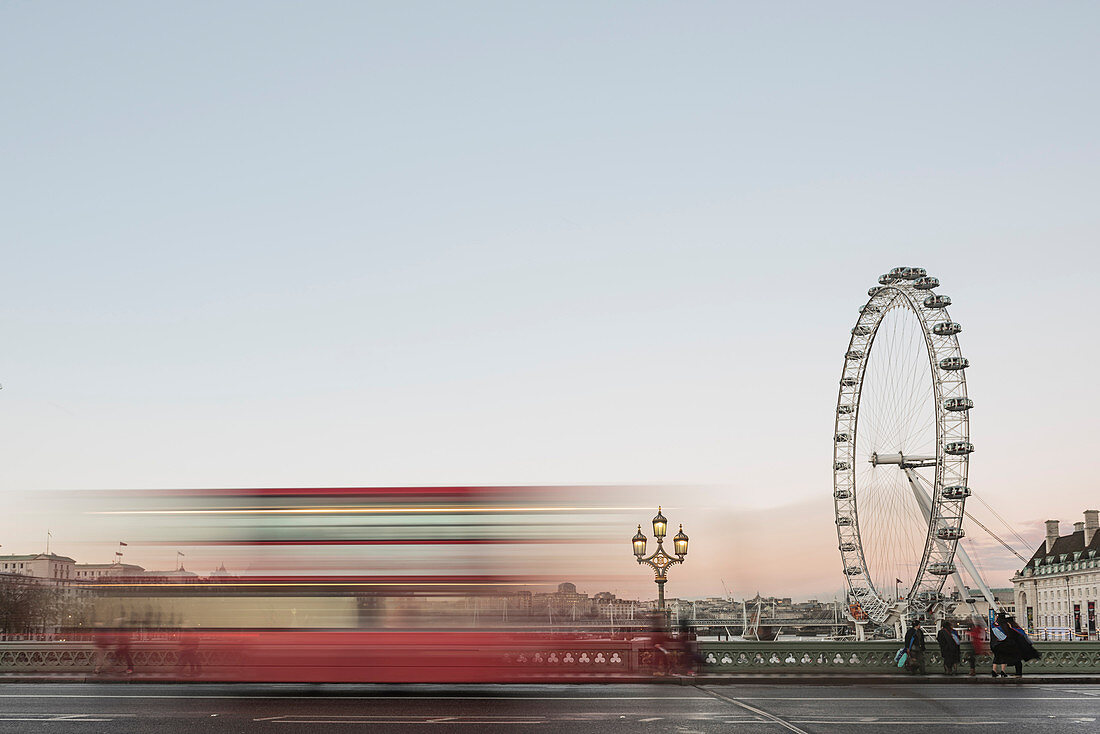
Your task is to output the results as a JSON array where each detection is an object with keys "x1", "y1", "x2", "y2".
[
  {"x1": 937, "y1": 619, "x2": 961, "y2": 674},
  {"x1": 1005, "y1": 615, "x2": 1039, "y2": 678},
  {"x1": 990, "y1": 611, "x2": 1021, "y2": 678},
  {"x1": 903, "y1": 618, "x2": 926, "y2": 675}
]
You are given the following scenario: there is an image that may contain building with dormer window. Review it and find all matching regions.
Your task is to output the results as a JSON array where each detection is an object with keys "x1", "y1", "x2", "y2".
[{"x1": 1012, "y1": 510, "x2": 1100, "y2": 640}]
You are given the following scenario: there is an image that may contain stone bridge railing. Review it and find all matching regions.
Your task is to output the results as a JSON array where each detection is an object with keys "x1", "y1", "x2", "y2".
[
  {"x1": 699, "y1": 640, "x2": 1100, "y2": 673},
  {"x1": 3, "y1": 640, "x2": 1100, "y2": 678}
]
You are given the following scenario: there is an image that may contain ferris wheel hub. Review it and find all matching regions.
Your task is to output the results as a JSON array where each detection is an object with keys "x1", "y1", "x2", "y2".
[{"x1": 869, "y1": 452, "x2": 937, "y2": 468}]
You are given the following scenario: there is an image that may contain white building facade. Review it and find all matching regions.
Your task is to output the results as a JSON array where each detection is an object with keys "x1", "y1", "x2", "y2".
[{"x1": 1013, "y1": 511, "x2": 1100, "y2": 640}]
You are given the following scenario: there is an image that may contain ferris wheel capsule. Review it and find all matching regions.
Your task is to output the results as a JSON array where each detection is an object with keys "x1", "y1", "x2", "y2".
[
  {"x1": 901, "y1": 267, "x2": 926, "y2": 280},
  {"x1": 916, "y1": 590, "x2": 945, "y2": 604},
  {"x1": 928, "y1": 562, "x2": 956, "y2": 576},
  {"x1": 924, "y1": 294, "x2": 951, "y2": 309},
  {"x1": 914, "y1": 276, "x2": 939, "y2": 290},
  {"x1": 942, "y1": 485, "x2": 971, "y2": 499},
  {"x1": 939, "y1": 356, "x2": 969, "y2": 371},
  {"x1": 945, "y1": 441, "x2": 974, "y2": 455},
  {"x1": 936, "y1": 527, "x2": 965, "y2": 541},
  {"x1": 944, "y1": 397, "x2": 973, "y2": 411},
  {"x1": 933, "y1": 322, "x2": 962, "y2": 336}
]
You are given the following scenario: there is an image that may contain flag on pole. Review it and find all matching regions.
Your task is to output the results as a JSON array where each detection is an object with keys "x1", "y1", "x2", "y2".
[{"x1": 119, "y1": 542, "x2": 128, "y2": 547}]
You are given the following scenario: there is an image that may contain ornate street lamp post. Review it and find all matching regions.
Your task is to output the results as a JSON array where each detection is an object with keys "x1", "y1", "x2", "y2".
[{"x1": 632, "y1": 507, "x2": 689, "y2": 611}]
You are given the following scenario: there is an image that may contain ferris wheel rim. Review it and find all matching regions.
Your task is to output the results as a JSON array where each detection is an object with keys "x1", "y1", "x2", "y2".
[{"x1": 833, "y1": 269, "x2": 972, "y2": 625}]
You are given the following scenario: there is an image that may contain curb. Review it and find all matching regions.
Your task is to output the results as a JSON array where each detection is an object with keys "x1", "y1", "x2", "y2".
[{"x1": 3, "y1": 674, "x2": 1100, "y2": 685}]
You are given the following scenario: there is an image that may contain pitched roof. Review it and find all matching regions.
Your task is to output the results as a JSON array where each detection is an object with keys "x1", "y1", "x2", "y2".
[
  {"x1": 0, "y1": 553, "x2": 76, "y2": 563},
  {"x1": 1026, "y1": 529, "x2": 1100, "y2": 566},
  {"x1": 74, "y1": 563, "x2": 146, "y2": 571}
]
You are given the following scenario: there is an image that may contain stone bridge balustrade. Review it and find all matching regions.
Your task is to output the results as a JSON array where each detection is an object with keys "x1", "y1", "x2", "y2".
[
  {"x1": 4, "y1": 640, "x2": 1100, "y2": 677},
  {"x1": 699, "y1": 640, "x2": 1100, "y2": 673}
]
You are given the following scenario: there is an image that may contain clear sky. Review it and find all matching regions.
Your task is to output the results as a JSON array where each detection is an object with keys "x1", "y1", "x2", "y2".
[{"x1": 2, "y1": 2, "x2": 1098, "y2": 601}]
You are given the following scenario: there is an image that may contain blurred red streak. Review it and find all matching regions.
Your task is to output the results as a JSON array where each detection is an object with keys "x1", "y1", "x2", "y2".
[
  {"x1": 78, "y1": 486, "x2": 585, "y2": 498},
  {"x1": 138, "y1": 538, "x2": 576, "y2": 546},
  {"x1": 85, "y1": 574, "x2": 552, "y2": 587}
]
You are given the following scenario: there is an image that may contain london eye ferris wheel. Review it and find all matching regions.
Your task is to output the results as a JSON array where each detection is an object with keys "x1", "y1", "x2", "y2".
[{"x1": 833, "y1": 266, "x2": 977, "y2": 625}]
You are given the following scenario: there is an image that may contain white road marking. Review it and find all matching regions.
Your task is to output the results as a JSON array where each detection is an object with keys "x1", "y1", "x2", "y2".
[
  {"x1": 7, "y1": 693, "x2": 1089, "y2": 702},
  {"x1": 0, "y1": 719, "x2": 114, "y2": 723},
  {"x1": 269, "y1": 721, "x2": 544, "y2": 725},
  {"x1": 1039, "y1": 686, "x2": 1100, "y2": 697},
  {"x1": 638, "y1": 717, "x2": 663, "y2": 722},
  {"x1": 790, "y1": 722, "x2": 1009, "y2": 726},
  {"x1": 726, "y1": 699, "x2": 1095, "y2": 704},
  {"x1": 696, "y1": 688, "x2": 811, "y2": 734}
]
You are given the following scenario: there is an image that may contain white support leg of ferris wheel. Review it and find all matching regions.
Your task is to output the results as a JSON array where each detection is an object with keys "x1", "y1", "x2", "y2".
[{"x1": 902, "y1": 467, "x2": 999, "y2": 613}]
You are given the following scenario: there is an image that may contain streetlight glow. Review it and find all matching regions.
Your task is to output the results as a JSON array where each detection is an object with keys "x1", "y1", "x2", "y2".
[
  {"x1": 632, "y1": 525, "x2": 647, "y2": 557},
  {"x1": 673, "y1": 524, "x2": 689, "y2": 557},
  {"x1": 652, "y1": 507, "x2": 667, "y2": 538}
]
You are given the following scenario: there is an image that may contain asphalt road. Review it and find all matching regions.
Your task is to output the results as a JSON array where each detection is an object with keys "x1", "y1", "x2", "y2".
[{"x1": 0, "y1": 683, "x2": 1098, "y2": 733}]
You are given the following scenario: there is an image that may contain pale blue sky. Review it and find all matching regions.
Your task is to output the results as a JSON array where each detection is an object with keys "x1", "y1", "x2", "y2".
[{"x1": 2, "y1": 2, "x2": 1098, "y2": 597}]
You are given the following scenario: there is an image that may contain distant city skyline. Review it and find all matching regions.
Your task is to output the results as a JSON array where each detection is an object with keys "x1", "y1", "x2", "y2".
[{"x1": 2, "y1": 2, "x2": 1097, "y2": 601}]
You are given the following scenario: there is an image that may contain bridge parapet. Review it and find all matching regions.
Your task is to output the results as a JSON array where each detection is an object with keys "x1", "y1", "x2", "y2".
[
  {"x1": 700, "y1": 640, "x2": 1100, "y2": 673},
  {"x1": 4, "y1": 640, "x2": 1100, "y2": 678}
]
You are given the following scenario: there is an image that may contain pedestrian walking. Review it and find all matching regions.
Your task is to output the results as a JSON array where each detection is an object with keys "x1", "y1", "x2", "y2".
[
  {"x1": 962, "y1": 616, "x2": 988, "y2": 676},
  {"x1": 91, "y1": 622, "x2": 109, "y2": 675},
  {"x1": 990, "y1": 611, "x2": 1020, "y2": 678},
  {"x1": 1006, "y1": 614, "x2": 1039, "y2": 678},
  {"x1": 676, "y1": 620, "x2": 702, "y2": 676},
  {"x1": 937, "y1": 619, "x2": 961, "y2": 674},
  {"x1": 903, "y1": 618, "x2": 926, "y2": 675}
]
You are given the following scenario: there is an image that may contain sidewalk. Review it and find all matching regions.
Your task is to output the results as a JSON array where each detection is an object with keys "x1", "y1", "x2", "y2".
[{"x1": 4, "y1": 672, "x2": 1100, "y2": 685}]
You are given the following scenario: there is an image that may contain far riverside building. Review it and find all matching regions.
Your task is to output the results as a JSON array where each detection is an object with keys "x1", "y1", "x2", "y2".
[
  {"x1": 0, "y1": 553, "x2": 76, "y2": 580},
  {"x1": 1012, "y1": 510, "x2": 1100, "y2": 640}
]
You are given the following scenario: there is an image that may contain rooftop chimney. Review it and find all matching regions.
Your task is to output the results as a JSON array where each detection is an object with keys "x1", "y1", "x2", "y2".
[
  {"x1": 1085, "y1": 510, "x2": 1099, "y2": 545},
  {"x1": 1045, "y1": 519, "x2": 1060, "y2": 553},
  {"x1": 1075, "y1": 522, "x2": 1085, "y2": 534}
]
